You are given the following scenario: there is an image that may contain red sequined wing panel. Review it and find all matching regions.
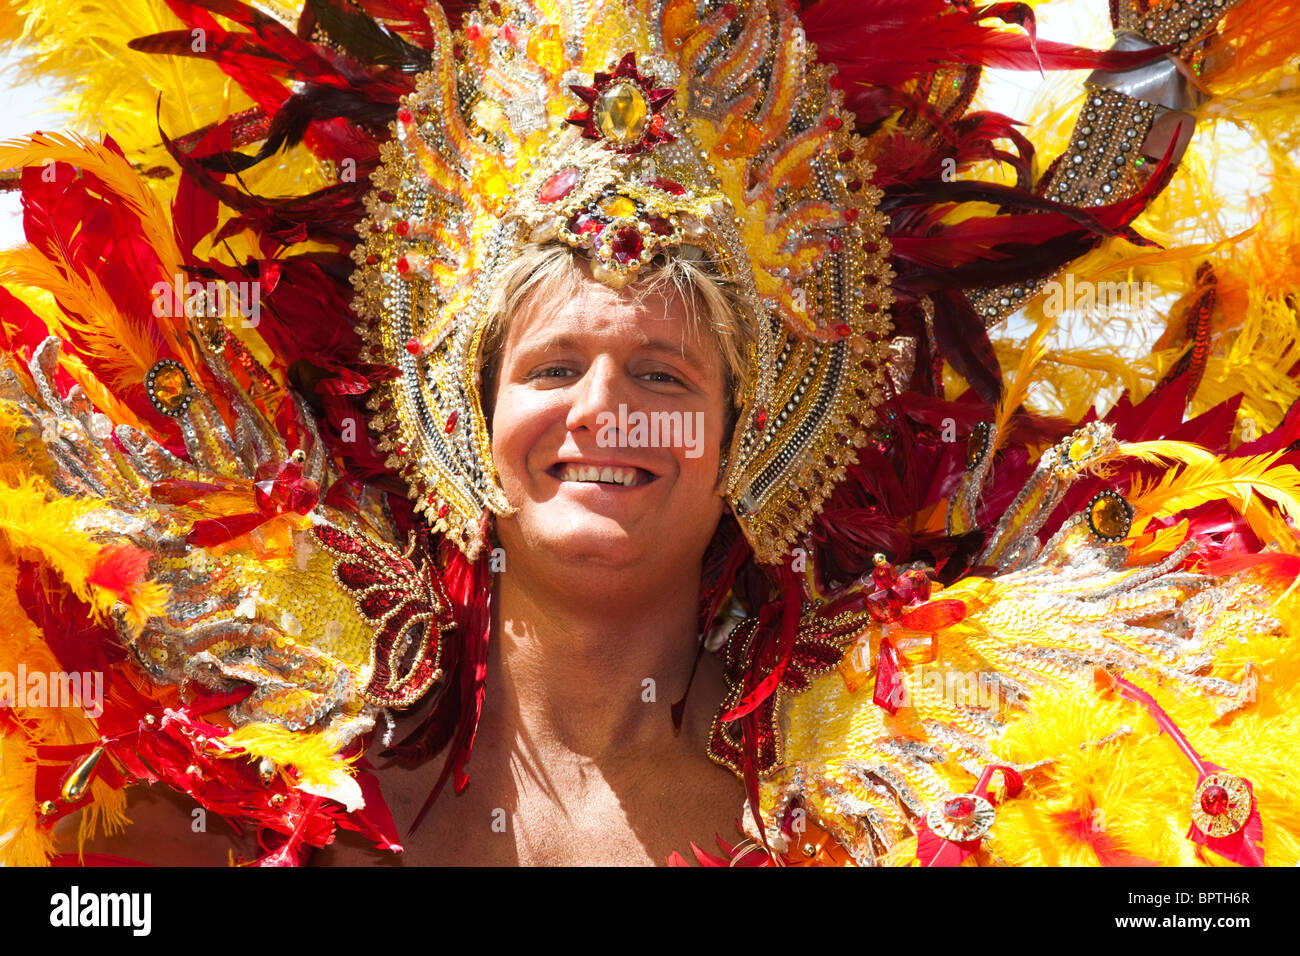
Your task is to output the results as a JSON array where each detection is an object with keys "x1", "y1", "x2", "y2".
[
  {"x1": 313, "y1": 524, "x2": 454, "y2": 709},
  {"x1": 709, "y1": 604, "x2": 873, "y2": 777}
]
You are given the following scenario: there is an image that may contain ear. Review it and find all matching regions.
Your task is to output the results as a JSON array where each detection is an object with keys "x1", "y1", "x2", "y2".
[{"x1": 714, "y1": 459, "x2": 730, "y2": 499}]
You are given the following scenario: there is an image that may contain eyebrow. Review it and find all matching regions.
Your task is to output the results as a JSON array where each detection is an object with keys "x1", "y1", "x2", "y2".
[{"x1": 519, "y1": 332, "x2": 712, "y2": 371}]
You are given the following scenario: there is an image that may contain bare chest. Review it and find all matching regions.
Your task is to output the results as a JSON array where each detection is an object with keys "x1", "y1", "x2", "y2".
[{"x1": 319, "y1": 743, "x2": 745, "y2": 866}]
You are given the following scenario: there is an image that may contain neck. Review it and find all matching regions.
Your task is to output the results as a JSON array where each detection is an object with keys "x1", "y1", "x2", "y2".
[{"x1": 485, "y1": 555, "x2": 708, "y2": 762}]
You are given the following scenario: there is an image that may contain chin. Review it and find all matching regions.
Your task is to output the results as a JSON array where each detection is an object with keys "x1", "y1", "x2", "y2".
[{"x1": 533, "y1": 516, "x2": 644, "y2": 569}]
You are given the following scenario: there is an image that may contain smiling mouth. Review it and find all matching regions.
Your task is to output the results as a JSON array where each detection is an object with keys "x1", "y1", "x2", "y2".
[{"x1": 547, "y1": 463, "x2": 658, "y2": 487}]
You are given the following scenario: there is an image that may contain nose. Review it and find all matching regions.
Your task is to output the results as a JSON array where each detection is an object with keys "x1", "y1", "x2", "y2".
[{"x1": 564, "y1": 356, "x2": 631, "y2": 437}]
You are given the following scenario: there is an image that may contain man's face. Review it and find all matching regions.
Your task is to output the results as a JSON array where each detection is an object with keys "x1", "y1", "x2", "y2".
[{"x1": 490, "y1": 267, "x2": 729, "y2": 580}]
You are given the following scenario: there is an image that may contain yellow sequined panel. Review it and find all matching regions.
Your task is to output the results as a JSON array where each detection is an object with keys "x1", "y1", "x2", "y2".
[
  {"x1": 0, "y1": 336, "x2": 416, "y2": 749},
  {"x1": 758, "y1": 531, "x2": 1297, "y2": 866}
]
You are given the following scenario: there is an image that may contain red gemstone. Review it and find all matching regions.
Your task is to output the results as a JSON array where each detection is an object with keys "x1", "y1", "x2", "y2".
[
  {"x1": 723, "y1": 2, "x2": 738, "y2": 17},
  {"x1": 847, "y1": 179, "x2": 862, "y2": 192},
  {"x1": 396, "y1": 256, "x2": 411, "y2": 274},
  {"x1": 826, "y1": 117, "x2": 843, "y2": 131},
  {"x1": 405, "y1": 338, "x2": 422, "y2": 355},
  {"x1": 437, "y1": 503, "x2": 449, "y2": 518},
  {"x1": 646, "y1": 176, "x2": 686, "y2": 196},
  {"x1": 568, "y1": 210, "x2": 603, "y2": 236},
  {"x1": 365, "y1": 254, "x2": 379, "y2": 266},
  {"x1": 872, "y1": 562, "x2": 898, "y2": 591},
  {"x1": 444, "y1": 410, "x2": 459, "y2": 433},
  {"x1": 609, "y1": 227, "x2": 644, "y2": 264},
  {"x1": 866, "y1": 590, "x2": 903, "y2": 623},
  {"x1": 863, "y1": 240, "x2": 879, "y2": 253},
  {"x1": 846, "y1": 209, "x2": 860, "y2": 223},
  {"x1": 393, "y1": 220, "x2": 410, "y2": 236},
  {"x1": 838, "y1": 149, "x2": 855, "y2": 164},
  {"x1": 753, "y1": 405, "x2": 768, "y2": 429},
  {"x1": 378, "y1": 190, "x2": 395, "y2": 203},
  {"x1": 500, "y1": 23, "x2": 516, "y2": 43},
  {"x1": 648, "y1": 216, "x2": 673, "y2": 236},
  {"x1": 254, "y1": 460, "x2": 320, "y2": 517},
  {"x1": 466, "y1": 24, "x2": 481, "y2": 41},
  {"x1": 829, "y1": 236, "x2": 844, "y2": 253},
  {"x1": 943, "y1": 796, "x2": 977, "y2": 820},
  {"x1": 1200, "y1": 784, "x2": 1230, "y2": 816},
  {"x1": 397, "y1": 107, "x2": 413, "y2": 124},
  {"x1": 897, "y1": 568, "x2": 932, "y2": 604},
  {"x1": 835, "y1": 323, "x2": 851, "y2": 338},
  {"x1": 540, "y1": 167, "x2": 582, "y2": 204}
]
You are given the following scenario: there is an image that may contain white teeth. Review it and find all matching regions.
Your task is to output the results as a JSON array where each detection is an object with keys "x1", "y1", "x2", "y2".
[{"x1": 559, "y1": 464, "x2": 641, "y2": 486}]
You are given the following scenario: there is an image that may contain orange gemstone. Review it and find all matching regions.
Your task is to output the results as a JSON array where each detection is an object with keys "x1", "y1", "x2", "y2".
[
  {"x1": 663, "y1": 0, "x2": 698, "y2": 50},
  {"x1": 1090, "y1": 494, "x2": 1130, "y2": 538},
  {"x1": 1068, "y1": 432, "x2": 1096, "y2": 462},
  {"x1": 600, "y1": 195, "x2": 638, "y2": 219},
  {"x1": 150, "y1": 364, "x2": 191, "y2": 414},
  {"x1": 715, "y1": 117, "x2": 762, "y2": 158}
]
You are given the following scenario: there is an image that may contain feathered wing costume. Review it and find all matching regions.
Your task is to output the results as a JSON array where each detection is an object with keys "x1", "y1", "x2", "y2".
[{"x1": 0, "y1": 0, "x2": 1297, "y2": 867}]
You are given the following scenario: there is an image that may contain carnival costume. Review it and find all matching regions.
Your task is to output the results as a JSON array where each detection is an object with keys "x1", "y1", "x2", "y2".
[{"x1": 1, "y1": 0, "x2": 1299, "y2": 867}]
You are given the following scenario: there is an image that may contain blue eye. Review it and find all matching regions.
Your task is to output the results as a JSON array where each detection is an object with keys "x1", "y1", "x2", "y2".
[
  {"x1": 643, "y1": 371, "x2": 683, "y2": 384},
  {"x1": 529, "y1": 366, "x2": 571, "y2": 379}
]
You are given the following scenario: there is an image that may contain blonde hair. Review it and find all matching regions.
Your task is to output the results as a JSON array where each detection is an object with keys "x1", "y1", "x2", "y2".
[{"x1": 478, "y1": 243, "x2": 753, "y2": 432}]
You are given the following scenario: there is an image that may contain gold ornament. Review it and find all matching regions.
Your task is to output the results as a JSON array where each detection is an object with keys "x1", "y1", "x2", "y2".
[{"x1": 354, "y1": 1, "x2": 895, "y2": 562}]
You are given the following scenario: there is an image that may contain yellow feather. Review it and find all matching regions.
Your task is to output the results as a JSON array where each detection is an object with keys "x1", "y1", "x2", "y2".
[
  {"x1": 222, "y1": 723, "x2": 360, "y2": 788},
  {"x1": 1, "y1": 245, "x2": 162, "y2": 391},
  {"x1": 991, "y1": 312, "x2": 1054, "y2": 459},
  {"x1": 1114, "y1": 440, "x2": 1218, "y2": 468},
  {"x1": 1128, "y1": 451, "x2": 1300, "y2": 540}
]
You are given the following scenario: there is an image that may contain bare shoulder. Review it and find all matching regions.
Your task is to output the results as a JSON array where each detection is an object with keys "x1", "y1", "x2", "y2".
[{"x1": 56, "y1": 785, "x2": 260, "y2": 867}]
